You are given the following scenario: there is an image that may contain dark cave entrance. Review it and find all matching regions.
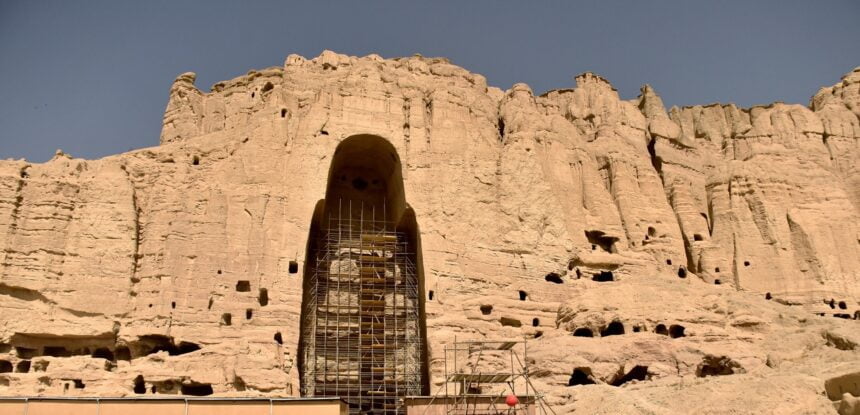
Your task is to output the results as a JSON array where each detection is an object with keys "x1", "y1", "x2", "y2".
[{"x1": 297, "y1": 135, "x2": 429, "y2": 414}]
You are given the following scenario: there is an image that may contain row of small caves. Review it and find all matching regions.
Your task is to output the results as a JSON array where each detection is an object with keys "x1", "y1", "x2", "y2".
[
  {"x1": 565, "y1": 355, "x2": 743, "y2": 388},
  {"x1": 817, "y1": 298, "x2": 860, "y2": 320},
  {"x1": 585, "y1": 225, "x2": 829, "y2": 291},
  {"x1": 581, "y1": 229, "x2": 733, "y2": 285},
  {"x1": 577, "y1": 230, "x2": 860, "y2": 318},
  {"x1": 0, "y1": 261, "x2": 302, "y2": 396},
  {"x1": 0, "y1": 336, "x2": 211, "y2": 395},
  {"x1": 468, "y1": 280, "x2": 742, "y2": 388}
]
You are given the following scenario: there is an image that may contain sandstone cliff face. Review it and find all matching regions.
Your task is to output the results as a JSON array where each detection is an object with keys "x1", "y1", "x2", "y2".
[{"x1": 0, "y1": 51, "x2": 858, "y2": 413}]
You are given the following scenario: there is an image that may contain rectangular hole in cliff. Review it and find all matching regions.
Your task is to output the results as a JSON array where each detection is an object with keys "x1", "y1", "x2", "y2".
[
  {"x1": 500, "y1": 317, "x2": 522, "y2": 328},
  {"x1": 115, "y1": 346, "x2": 131, "y2": 361},
  {"x1": 15, "y1": 360, "x2": 30, "y2": 373},
  {"x1": 585, "y1": 230, "x2": 617, "y2": 253},
  {"x1": 258, "y1": 288, "x2": 268, "y2": 306},
  {"x1": 181, "y1": 383, "x2": 213, "y2": 396},
  {"x1": 693, "y1": 234, "x2": 703, "y2": 241},
  {"x1": 592, "y1": 271, "x2": 614, "y2": 282},
  {"x1": 281, "y1": 109, "x2": 287, "y2": 118},
  {"x1": 221, "y1": 313, "x2": 232, "y2": 326},
  {"x1": 573, "y1": 328, "x2": 593, "y2": 337},
  {"x1": 600, "y1": 321, "x2": 625, "y2": 336},
  {"x1": 133, "y1": 375, "x2": 146, "y2": 394},
  {"x1": 43, "y1": 346, "x2": 70, "y2": 357},
  {"x1": 288, "y1": 261, "x2": 299, "y2": 274},
  {"x1": 518, "y1": 290, "x2": 528, "y2": 301},
  {"x1": 0, "y1": 360, "x2": 12, "y2": 373},
  {"x1": 245, "y1": 309, "x2": 253, "y2": 320},
  {"x1": 73, "y1": 379, "x2": 85, "y2": 389},
  {"x1": 236, "y1": 281, "x2": 251, "y2": 292},
  {"x1": 15, "y1": 347, "x2": 37, "y2": 359}
]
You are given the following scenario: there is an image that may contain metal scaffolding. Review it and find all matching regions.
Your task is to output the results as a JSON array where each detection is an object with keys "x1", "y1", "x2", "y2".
[
  {"x1": 422, "y1": 338, "x2": 555, "y2": 415},
  {"x1": 301, "y1": 199, "x2": 423, "y2": 415}
]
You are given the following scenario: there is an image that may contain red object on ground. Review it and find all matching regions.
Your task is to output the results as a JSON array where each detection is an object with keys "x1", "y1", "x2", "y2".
[{"x1": 505, "y1": 394, "x2": 519, "y2": 407}]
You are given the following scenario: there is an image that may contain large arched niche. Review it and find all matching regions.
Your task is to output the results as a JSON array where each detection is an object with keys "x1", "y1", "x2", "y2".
[{"x1": 298, "y1": 134, "x2": 429, "y2": 414}]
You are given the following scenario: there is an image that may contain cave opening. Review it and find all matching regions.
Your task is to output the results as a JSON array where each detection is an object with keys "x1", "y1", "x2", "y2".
[
  {"x1": 545, "y1": 273, "x2": 563, "y2": 284},
  {"x1": 669, "y1": 324, "x2": 686, "y2": 338},
  {"x1": 133, "y1": 375, "x2": 146, "y2": 394},
  {"x1": 568, "y1": 368, "x2": 596, "y2": 386},
  {"x1": 585, "y1": 230, "x2": 618, "y2": 253},
  {"x1": 592, "y1": 271, "x2": 614, "y2": 282},
  {"x1": 181, "y1": 383, "x2": 214, "y2": 396},
  {"x1": 573, "y1": 328, "x2": 594, "y2": 337},
  {"x1": 610, "y1": 365, "x2": 649, "y2": 386},
  {"x1": 297, "y1": 134, "x2": 428, "y2": 415},
  {"x1": 601, "y1": 321, "x2": 625, "y2": 337},
  {"x1": 15, "y1": 360, "x2": 30, "y2": 373}
]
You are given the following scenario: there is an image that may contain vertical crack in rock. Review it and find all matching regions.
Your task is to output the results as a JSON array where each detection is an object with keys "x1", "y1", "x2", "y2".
[
  {"x1": 731, "y1": 233, "x2": 741, "y2": 290},
  {"x1": 646, "y1": 135, "x2": 664, "y2": 185},
  {"x1": 120, "y1": 165, "x2": 142, "y2": 288},
  {"x1": 402, "y1": 97, "x2": 411, "y2": 180},
  {"x1": 423, "y1": 95, "x2": 433, "y2": 145}
]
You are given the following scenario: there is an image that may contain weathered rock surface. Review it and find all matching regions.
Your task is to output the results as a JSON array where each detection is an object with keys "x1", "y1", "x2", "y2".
[{"x1": 0, "y1": 51, "x2": 858, "y2": 413}]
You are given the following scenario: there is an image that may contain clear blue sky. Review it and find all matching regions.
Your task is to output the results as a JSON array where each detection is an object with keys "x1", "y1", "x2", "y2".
[{"x1": 1, "y1": 1, "x2": 858, "y2": 162}]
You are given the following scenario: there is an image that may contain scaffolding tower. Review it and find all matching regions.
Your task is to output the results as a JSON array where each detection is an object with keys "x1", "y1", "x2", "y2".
[
  {"x1": 422, "y1": 338, "x2": 555, "y2": 415},
  {"x1": 302, "y1": 199, "x2": 423, "y2": 415}
]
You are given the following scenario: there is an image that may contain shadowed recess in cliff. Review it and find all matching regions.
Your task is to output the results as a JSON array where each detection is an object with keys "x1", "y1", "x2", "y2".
[{"x1": 297, "y1": 134, "x2": 429, "y2": 414}]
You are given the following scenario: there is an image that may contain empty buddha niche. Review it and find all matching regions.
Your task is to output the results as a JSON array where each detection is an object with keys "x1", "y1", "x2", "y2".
[{"x1": 298, "y1": 134, "x2": 429, "y2": 415}]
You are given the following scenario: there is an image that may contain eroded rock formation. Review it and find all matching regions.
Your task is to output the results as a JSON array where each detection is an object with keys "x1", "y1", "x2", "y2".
[{"x1": 0, "y1": 51, "x2": 858, "y2": 413}]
